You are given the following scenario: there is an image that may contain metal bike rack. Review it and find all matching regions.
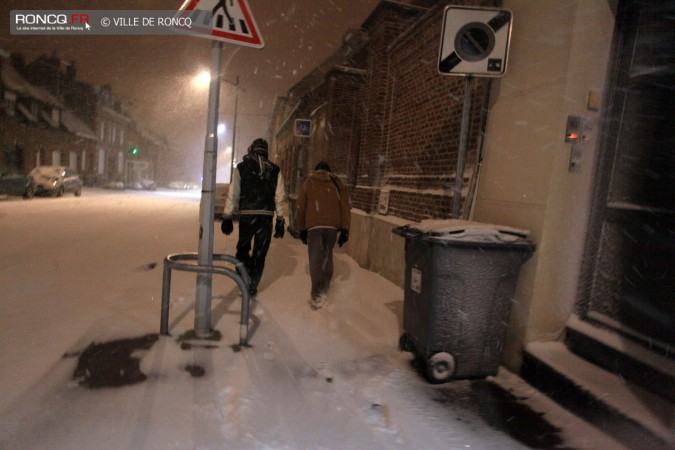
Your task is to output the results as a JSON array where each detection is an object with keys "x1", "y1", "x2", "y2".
[{"x1": 160, "y1": 252, "x2": 252, "y2": 346}]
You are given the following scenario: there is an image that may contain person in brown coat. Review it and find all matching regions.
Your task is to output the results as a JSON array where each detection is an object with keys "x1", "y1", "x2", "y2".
[{"x1": 296, "y1": 162, "x2": 350, "y2": 309}]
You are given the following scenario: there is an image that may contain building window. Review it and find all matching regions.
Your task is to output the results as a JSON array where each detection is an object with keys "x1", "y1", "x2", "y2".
[
  {"x1": 3, "y1": 91, "x2": 16, "y2": 114},
  {"x1": 52, "y1": 108, "x2": 61, "y2": 127},
  {"x1": 98, "y1": 149, "x2": 105, "y2": 175}
]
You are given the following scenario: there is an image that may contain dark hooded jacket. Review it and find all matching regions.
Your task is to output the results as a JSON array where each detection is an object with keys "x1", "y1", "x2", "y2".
[{"x1": 223, "y1": 151, "x2": 286, "y2": 218}]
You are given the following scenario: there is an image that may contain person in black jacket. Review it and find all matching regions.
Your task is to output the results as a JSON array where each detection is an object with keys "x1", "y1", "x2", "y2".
[{"x1": 221, "y1": 138, "x2": 287, "y2": 297}]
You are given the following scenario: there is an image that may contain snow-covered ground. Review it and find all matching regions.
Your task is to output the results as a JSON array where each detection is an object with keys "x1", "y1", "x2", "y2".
[{"x1": 0, "y1": 189, "x2": 625, "y2": 449}]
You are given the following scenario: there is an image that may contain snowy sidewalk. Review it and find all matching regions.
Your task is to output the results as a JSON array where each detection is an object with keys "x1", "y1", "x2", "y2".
[{"x1": 0, "y1": 191, "x2": 625, "y2": 449}]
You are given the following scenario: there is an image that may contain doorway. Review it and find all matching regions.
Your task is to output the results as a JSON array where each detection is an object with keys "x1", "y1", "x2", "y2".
[{"x1": 578, "y1": 0, "x2": 674, "y2": 351}]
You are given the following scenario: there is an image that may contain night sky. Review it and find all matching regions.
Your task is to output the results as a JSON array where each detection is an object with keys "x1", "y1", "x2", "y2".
[{"x1": 1, "y1": 0, "x2": 380, "y2": 179}]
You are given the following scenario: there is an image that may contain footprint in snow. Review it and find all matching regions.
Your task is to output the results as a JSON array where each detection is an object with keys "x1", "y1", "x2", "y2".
[{"x1": 368, "y1": 403, "x2": 391, "y2": 429}]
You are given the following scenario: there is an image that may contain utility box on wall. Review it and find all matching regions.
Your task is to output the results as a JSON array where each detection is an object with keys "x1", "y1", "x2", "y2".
[{"x1": 565, "y1": 115, "x2": 595, "y2": 172}]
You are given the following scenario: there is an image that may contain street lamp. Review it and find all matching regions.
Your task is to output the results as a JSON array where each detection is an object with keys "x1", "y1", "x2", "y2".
[
  {"x1": 193, "y1": 70, "x2": 211, "y2": 90},
  {"x1": 228, "y1": 76, "x2": 240, "y2": 174},
  {"x1": 194, "y1": 72, "x2": 240, "y2": 182},
  {"x1": 216, "y1": 123, "x2": 231, "y2": 183}
]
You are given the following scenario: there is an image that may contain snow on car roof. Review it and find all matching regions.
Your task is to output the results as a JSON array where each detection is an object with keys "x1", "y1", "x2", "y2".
[{"x1": 31, "y1": 166, "x2": 65, "y2": 176}]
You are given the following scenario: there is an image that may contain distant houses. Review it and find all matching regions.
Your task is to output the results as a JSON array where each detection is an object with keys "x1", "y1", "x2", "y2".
[{"x1": 0, "y1": 47, "x2": 182, "y2": 186}]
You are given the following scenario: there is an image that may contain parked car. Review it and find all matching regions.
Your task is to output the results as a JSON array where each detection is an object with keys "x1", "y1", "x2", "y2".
[
  {"x1": 168, "y1": 180, "x2": 199, "y2": 190},
  {"x1": 0, "y1": 171, "x2": 35, "y2": 199},
  {"x1": 141, "y1": 178, "x2": 157, "y2": 191},
  {"x1": 29, "y1": 166, "x2": 82, "y2": 197},
  {"x1": 104, "y1": 180, "x2": 125, "y2": 190},
  {"x1": 168, "y1": 180, "x2": 186, "y2": 189}
]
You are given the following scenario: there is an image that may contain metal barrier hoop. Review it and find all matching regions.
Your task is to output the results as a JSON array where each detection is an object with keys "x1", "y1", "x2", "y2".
[{"x1": 160, "y1": 252, "x2": 251, "y2": 346}]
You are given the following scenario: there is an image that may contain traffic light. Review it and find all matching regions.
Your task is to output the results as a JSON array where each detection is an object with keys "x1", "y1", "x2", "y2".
[{"x1": 129, "y1": 146, "x2": 138, "y2": 156}]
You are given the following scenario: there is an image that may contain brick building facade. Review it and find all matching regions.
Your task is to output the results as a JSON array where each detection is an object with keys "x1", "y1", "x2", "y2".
[
  {"x1": 1, "y1": 51, "x2": 96, "y2": 175},
  {"x1": 272, "y1": 0, "x2": 499, "y2": 232}
]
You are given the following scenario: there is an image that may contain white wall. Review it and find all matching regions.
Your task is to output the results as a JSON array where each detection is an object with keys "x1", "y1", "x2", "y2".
[{"x1": 473, "y1": 0, "x2": 616, "y2": 369}]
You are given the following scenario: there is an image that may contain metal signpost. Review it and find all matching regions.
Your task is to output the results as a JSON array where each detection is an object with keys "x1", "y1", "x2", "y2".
[
  {"x1": 176, "y1": 0, "x2": 264, "y2": 337},
  {"x1": 194, "y1": 40, "x2": 222, "y2": 337},
  {"x1": 437, "y1": 6, "x2": 512, "y2": 218},
  {"x1": 230, "y1": 76, "x2": 239, "y2": 175}
]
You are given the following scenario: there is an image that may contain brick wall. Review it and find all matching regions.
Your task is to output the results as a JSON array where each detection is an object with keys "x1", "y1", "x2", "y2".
[
  {"x1": 0, "y1": 114, "x2": 97, "y2": 174},
  {"x1": 322, "y1": 70, "x2": 365, "y2": 184},
  {"x1": 350, "y1": 0, "x2": 498, "y2": 220},
  {"x1": 355, "y1": 4, "x2": 419, "y2": 212},
  {"x1": 273, "y1": 0, "x2": 501, "y2": 225}
]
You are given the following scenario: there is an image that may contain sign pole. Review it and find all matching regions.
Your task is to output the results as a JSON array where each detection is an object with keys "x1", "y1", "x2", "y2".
[
  {"x1": 452, "y1": 75, "x2": 474, "y2": 218},
  {"x1": 230, "y1": 76, "x2": 239, "y2": 177},
  {"x1": 438, "y1": 7, "x2": 512, "y2": 218},
  {"x1": 195, "y1": 40, "x2": 222, "y2": 337}
]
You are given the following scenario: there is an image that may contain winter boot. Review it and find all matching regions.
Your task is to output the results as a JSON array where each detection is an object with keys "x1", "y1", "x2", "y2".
[{"x1": 310, "y1": 293, "x2": 328, "y2": 310}]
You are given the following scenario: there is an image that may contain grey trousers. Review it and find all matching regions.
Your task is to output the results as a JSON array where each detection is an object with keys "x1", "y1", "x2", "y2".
[{"x1": 307, "y1": 228, "x2": 338, "y2": 300}]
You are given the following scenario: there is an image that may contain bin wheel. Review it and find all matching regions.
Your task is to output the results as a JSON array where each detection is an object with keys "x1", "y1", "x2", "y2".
[
  {"x1": 398, "y1": 333, "x2": 415, "y2": 353},
  {"x1": 426, "y1": 352, "x2": 455, "y2": 384}
]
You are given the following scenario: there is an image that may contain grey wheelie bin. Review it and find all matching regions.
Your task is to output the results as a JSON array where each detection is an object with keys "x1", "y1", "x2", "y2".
[{"x1": 393, "y1": 220, "x2": 535, "y2": 383}]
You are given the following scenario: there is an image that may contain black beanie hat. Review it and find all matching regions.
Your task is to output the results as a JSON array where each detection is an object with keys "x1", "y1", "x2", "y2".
[
  {"x1": 249, "y1": 138, "x2": 268, "y2": 157},
  {"x1": 315, "y1": 161, "x2": 331, "y2": 172}
]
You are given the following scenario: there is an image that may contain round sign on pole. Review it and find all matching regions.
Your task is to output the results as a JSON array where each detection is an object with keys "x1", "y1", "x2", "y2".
[{"x1": 438, "y1": 6, "x2": 512, "y2": 77}]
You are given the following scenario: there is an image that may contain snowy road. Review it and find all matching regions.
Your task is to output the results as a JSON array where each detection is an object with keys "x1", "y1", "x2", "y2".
[{"x1": 0, "y1": 189, "x2": 625, "y2": 449}]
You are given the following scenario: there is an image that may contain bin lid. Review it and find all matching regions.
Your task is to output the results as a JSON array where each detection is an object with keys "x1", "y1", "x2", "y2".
[{"x1": 394, "y1": 219, "x2": 534, "y2": 247}]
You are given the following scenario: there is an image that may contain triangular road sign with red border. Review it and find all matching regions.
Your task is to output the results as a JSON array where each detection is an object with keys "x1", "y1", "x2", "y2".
[{"x1": 177, "y1": 0, "x2": 264, "y2": 48}]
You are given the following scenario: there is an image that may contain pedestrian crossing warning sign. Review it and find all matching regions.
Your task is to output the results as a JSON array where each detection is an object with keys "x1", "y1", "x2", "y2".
[{"x1": 177, "y1": 0, "x2": 264, "y2": 48}]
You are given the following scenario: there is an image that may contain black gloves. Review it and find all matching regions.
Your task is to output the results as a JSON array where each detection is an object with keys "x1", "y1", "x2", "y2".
[
  {"x1": 274, "y1": 218, "x2": 285, "y2": 239},
  {"x1": 222, "y1": 217, "x2": 284, "y2": 237},
  {"x1": 338, "y1": 229, "x2": 349, "y2": 247},
  {"x1": 221, "y1": 218, "x2": 234, "y2": 235},
  {"x1": 300, "y1": 230, "x2": 308, "y2": 245}
]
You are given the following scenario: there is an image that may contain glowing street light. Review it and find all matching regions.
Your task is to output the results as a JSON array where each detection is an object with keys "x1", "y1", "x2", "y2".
[
  {"x1": 193, "y1": 71, "x2": 239, "y2": 167},
  {"x1": 193, "y1": 70, "x2": 211, "y2": 90},
  {"x1": 191, "y1": 69, "x2": 239, "y2": 185}
]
